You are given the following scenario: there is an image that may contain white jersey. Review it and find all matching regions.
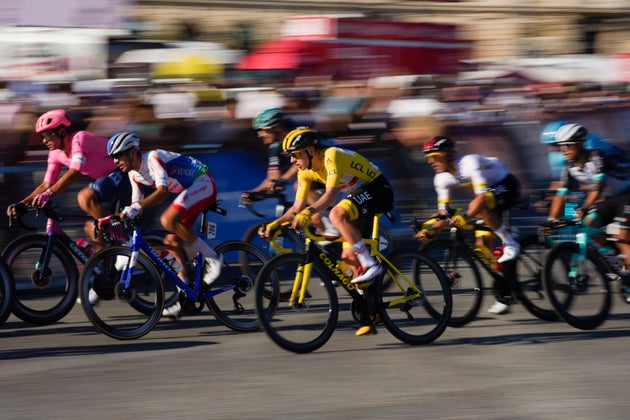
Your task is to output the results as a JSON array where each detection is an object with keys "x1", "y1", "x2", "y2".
[{"x1": 434, "y1": 154, "x2": 509, "y2": 210}]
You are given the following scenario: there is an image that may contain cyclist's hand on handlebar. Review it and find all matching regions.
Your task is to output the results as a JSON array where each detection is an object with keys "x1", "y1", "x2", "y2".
[
  {"x1": 33, "y1": 189, "x2": 54, "y2": 208},
  {"x1": 450, "y1": 213, "x2": 470, "y2": 229},
  {"x1": 240, "y1": 192, "x2": 253, "y2": 206},
  {"x1": 122, "y1": 203, "x2": 142, "y2": 219},
  {"x1": 6, "y1": 202, "x2": 27, "y2": 218},
  {"x1": 293, "y1": 207, "x2": 313, "y2": 228},
  {"x1": 259, "y1": 220, "x2": 281, "y2": 239},
  {"x1": 416, "y1": 229, "x2": 436, "y2": 242}
]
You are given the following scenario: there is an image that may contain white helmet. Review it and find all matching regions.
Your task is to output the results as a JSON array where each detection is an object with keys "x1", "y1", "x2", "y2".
[
  {"x1": 555, "y1": 124, "x2": 587, "y2": 145},
  {"x1": 107, "y1": 132, "x2": 140, "y2": 157}
]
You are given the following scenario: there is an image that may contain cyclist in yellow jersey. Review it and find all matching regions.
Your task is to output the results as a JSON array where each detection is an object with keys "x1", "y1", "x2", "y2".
[{"x1": 260, "y1": 127, "x2": 394, "y2": 285}]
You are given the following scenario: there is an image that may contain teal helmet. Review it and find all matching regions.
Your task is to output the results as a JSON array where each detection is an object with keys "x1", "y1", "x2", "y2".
[
  {"x1": 253, "y1": 108, "x2": 284, "y2": 130},
  {"x1": 540, "y1": 121, "x2": 568, "y2": 144}
]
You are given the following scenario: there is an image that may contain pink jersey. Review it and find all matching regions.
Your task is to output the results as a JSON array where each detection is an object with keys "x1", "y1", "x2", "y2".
[{"x1": 43, "y1": 131, "x2": 118, "y2": 184}]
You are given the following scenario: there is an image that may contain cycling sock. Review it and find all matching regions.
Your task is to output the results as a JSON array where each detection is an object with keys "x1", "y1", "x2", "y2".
[
  {"x1": 352, "y1": 240, "x2": 377, "y2": 268},
  {"x1": 495, "y1": 225, "x2": 517, "y2": 247},
  {"x1": 193, "y1": 237, "x2": 218, "y2": 259}
]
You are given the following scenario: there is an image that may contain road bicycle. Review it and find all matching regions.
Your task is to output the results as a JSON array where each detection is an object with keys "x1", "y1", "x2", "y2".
[
  {"x1": 78, "y1": 202, "x2": 268, "y2": 340},
  {"x1": 417, "y1": 208, "x2": 558, "y2": 327},
  {"x1": 0, "y1": 256, "x2": 15, "y2": 326},
  {"x1": 1, "y1": 202, "x2": 171, "y2": 325},
  {"x1": 254, "y1": 213, "x2": 452, "y2": 353},
  {"x1": 542, "y1": 218, "x2": 630, "y2": 330}
]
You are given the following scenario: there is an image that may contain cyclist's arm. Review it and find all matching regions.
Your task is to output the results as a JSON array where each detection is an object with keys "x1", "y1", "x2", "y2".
[
  {"x1": 136, "y1": 185, "x2": 169, "y2": 211},
  {"x1": 46, "y1": 168, "x2": 81, "y2": 196},
  {"x1": 308, "y1": 186, "x2": 339, "y2": 214}
]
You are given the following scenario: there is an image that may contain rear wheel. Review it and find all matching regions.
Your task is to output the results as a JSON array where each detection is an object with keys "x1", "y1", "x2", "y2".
[
  {"x1": 513, "y1": 235, "x2": 559, "y2": 321},
  {"x1": 1, "y1": 234, "x2": 78, "y2": 325},
  {"x1": 420, "y1": 239, "x2": 482, "y2": 327},
  {"x1": 205, "y1": 240, "x2": 268, "y2": 332}
]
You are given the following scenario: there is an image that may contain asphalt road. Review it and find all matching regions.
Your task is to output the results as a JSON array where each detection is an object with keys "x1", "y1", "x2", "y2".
[{"x1": 3, "y1": 288, "x2": 630, "y2": 420}]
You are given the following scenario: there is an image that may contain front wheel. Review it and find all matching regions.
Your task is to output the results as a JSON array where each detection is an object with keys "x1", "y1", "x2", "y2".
[
  {"x1": 377, "y1": 249, "x2": 452, "y2": 345},
  {"x1": 79, "y1": 246, "x2": 164, "y2": 340},
  {"x1": 420, "y1": 239, "x2": 482, "y2": 327},
  {"x1": 205, "y1": 240, "x2": 268, "y2": 332},
  {"x1": 1, "y1": 234, "x2": 78, "y2": 325},
  {"x1": 543, "y1": 242, "x2": 611, "y2": 330},
  {"x1": 255, "y1": 253, "x2": 338, "y2": 353},
  {"x1": 0, "y1": 258, "x2": 15, "y2": 326}
]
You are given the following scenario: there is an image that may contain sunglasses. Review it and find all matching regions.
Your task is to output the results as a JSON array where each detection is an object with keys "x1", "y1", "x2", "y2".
[
  {"x1": 41, "y1": 132, "x2": 57, "y2": 140},
  {"x1": 290, "y1": 150, "x2": 303, "y2": 159}
]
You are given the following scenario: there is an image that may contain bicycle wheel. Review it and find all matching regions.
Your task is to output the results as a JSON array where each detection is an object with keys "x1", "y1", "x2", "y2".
[
  {"x1": 543, "y1": 242, "x2": 611, "y2": 330},
  {"x1": 79, "y1": 246, "x2": 164, "y2": 340},
  {"x1": 376, "y1": 249, "x2": 452, "y2": 345},
  {"x1": 0, "y1": 258, "x2": 15, "y2": 326},
  {"x1": 241, "y1": 220, "x2": 305, "y2": 258},
  {"x1": 1, "y1": 234, "x2": 78, "y2": 324},
  {"x1": 205, "y1": 240, "x2": 268, "y2": 332},
  {"x1": 255, "y1": 253, "x2": 338, "y2": 353},
  {"x1": 513, "y1": 235, "x2": 559, "y2": 321},
  {"x1": 420, "y1": 239, "x2": 482, "y2": 327}
]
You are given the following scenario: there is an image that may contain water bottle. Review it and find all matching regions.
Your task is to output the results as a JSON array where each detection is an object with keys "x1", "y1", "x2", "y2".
[
  {"x1": 492, "y1": 246, "x2": 504, "y2": 272},
  {"x1": 475, "y1": 244, "x2": 498, "y2": 271},
  {"x1": 160, "y1": 251, "x2": 182, "y2": 273},
  {"x1": 76, "y1": 238, "x2": 94, "y2": 257}
]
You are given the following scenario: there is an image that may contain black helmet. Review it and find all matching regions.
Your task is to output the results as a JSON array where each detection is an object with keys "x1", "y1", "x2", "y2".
[{"x1": 423, "y1": 136, "x2": 455, "y2": 155}]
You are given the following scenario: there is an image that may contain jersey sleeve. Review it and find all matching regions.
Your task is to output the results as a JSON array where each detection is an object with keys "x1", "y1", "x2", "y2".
[
  {"x1": 146, "y1": 150, "x2": 169, "y2": 188},
  {"x1": 67, "y1": 132, "x2": 89, "y2": 172},
  {"x1": 460, "y1": 155, "x2": 489, "y2": 195},
  {"x1": 43, "y1": 151, "x2": 64, "y2": 184}
]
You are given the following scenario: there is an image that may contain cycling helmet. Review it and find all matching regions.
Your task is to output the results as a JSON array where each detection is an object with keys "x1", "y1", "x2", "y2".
[
  {"x1": 107, "y1": 131, "x2": 140, "y2": 157},
  {"x1": 540, "y1": 121, "x2": 568, "y2": 144},
  {"x1": 282, "y1": 127, "x2": 320, "y2": 152},
  {"x1": 555, "y1": 124, "x2": 587, "y2": 145},
  {"x1": 35, "y1": 109, "x2": 71, "y2": 134},
  {"x1": 253, "y1": 108, "x2": 284, "y2": 130},
  {"x1": 423, "y1": 136, "x2": 456, "y2": 155}
]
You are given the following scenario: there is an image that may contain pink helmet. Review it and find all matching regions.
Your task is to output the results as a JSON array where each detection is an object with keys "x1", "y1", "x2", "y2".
[{"x1": 35, "y1": 109, "x2": 71, "y2": 134}]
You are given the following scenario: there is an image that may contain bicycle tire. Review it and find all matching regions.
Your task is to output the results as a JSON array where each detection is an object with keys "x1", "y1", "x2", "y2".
[
  {"x1": 205, "y1": 240, "x2": 268, "y2": 332},
  {"x1": 513, "y1": 235, "x2": 559, "y2": 321},
  {"x1": 543, "y1": 242, "x2": 612, "y2": 330},
  {"x1": 0, "y1": 258, "x2": 15, "y2": 326},
  {"x1": 254, "y1": 253, "x2": 339, "y2": 353},
  {"x1": 1, "y1": 233, "x2": 78, "y2": 325},
  {"x1": 419, "y1": 239, "x2": 482, "y2": 327},
  {"x1": 376, "y1": 249, "x2": 452, "y2": 345},
  {"x1": 79, "y1": 246, "x2": 164, "y2": 340}
]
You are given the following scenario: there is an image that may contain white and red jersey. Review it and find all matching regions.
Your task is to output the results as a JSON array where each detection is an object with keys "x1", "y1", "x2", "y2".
[
  {"x1": 434, "y1": 154, "x2": 509, "y2": 210},
  {"x1": 43, "y1": 131, "x2": 117, "y2": 184}
]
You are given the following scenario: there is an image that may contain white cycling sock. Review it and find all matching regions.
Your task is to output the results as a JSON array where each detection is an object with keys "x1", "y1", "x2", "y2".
[
  {"x1": 193, "y1": 237, "x2": 218, "y2": 259},
  {"x1": 352, "y1": 240, "x2": 377, "y2": 268},
  {"x1": 495, "y1": 225, "x2": 517, "y2": 247}
]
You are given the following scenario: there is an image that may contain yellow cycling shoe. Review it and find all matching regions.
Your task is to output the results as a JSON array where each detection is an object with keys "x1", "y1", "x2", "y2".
[{"x1": 355, "y1": 325, "x2": 377, "y2": 336}]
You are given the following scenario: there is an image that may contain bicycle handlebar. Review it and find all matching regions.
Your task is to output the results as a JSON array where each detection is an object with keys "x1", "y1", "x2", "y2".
[
  {"x1": 239, "y1": 187, "x2": 292, "y2": 218},
  {"x1": 9, "y1": 202, "x2": 68, "y2": 231}
]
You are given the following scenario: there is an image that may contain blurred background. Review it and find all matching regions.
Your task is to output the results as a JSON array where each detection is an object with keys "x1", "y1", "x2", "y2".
[{"x1": 1, "y1": 0, "x2": 630, "y2": 247}]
